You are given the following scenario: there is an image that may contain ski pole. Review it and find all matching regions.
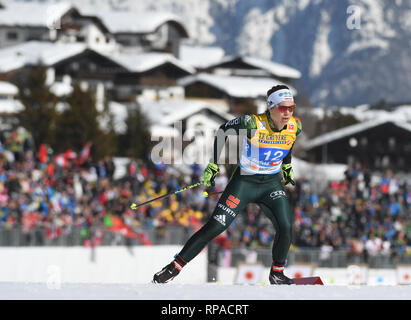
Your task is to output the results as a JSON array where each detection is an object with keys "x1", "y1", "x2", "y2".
[{"x1": 130, "y1": 181, "x2": 203, "y2": 210}]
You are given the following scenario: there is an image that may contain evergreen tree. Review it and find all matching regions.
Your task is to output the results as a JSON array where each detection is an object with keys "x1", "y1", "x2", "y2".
[
  {"x1": 54, "y1": 82, "x2": 113, "y2": 159},
  {"x1": 16, "y1": 67, "x2": 58, "y2": 147},
  {"x1": 120, "y1": 103, "x2": 152, "y2": 160},
  {"x1": 95, "y1": 98, "x2": 118, "y2": 158}
]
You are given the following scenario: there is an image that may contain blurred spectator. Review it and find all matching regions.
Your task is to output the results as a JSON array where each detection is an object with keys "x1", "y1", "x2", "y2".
[
  {"x1": 319, "y1": 240, "x2": 333, "y2": 266},
  {"x1": 258, "y1": 225, "x2": 272, "y2": 247}
]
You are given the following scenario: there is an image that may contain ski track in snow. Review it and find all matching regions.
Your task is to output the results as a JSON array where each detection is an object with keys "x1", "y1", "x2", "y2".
[{"x1": 1, "y1": 282, "x2": 411, "y2": 300}]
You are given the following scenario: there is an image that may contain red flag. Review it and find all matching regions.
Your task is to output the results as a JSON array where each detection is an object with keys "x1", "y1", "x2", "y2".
[
  {"x1": 54, "y1": 153, "x2": 68, "y2": 167},
  {"x1": 78, "y1": 142, "x2": 92, "y2": 164},
  {"x1": 107, "y1": 216, "x2": 137, "y2": 239},
  {"x1": 64, "y1": 149, "x2": 77, "y2": 159},
  {"x1": 118, "y1": 226, "x2": 137, "y2": 239},
  {"x1": 38, "y1": 144, "x2": 48, "y2": 163}
]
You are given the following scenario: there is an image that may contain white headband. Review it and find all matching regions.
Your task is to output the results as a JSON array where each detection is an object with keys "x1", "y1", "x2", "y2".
[{"x1": 267, "y1": 89, "x2": 294, "y2": 109}]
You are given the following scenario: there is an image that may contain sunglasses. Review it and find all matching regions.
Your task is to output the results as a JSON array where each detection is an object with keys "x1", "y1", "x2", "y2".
[{"x1": 276, "y1": 104, "x2": 295, "y2": 113}]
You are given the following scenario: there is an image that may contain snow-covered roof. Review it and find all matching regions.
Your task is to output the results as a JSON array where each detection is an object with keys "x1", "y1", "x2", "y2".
[
  {"x1": 179, "y1": 44, "x2": 226, "y2": 69},
  {"x1": 305, "y1": 119, "x2": 411, "y2": 150},
  {"x1": 105, "y1": 99, "x2": 230, "y2": 137},
  {"x1": 0, "y1": 2, "x2": 73, "y2": 27},
  {"x1": 207, "y1": 55, "x2": 302, "y2": 79},
  {"x1": 139, "y1": 99, "x2": 234, "y2": 126},
  {"x1": 0, "y1": 41, "x2": 87, "y2": 73},
  {"x1": 178, "y1": 73, "x2": 297, "y2": 99},
  {"x1": 105, "y1": 51, "x2": 195, "y2": 74},
  {"x1": 83, "y1": 11, "x2": 188, "y2": 36},
  {"x1": 395, "y1": 120, "x2": 411, "y2": 132},
  {"x1": 0, "y1": 41, "x2": 192, "y2": 75},
  {"x1": 305, "y1": 104, "x2": 411, "y2": 124},
  {"x1": 338, "y1": 104, "x2": 411, "y2": 122},
  {"x1": 0, "y1": 81, "x2": 18, "y2": 95},
  {"x1": 242, "y1": 56, "x2": 301, "y2": 79},
  {"x1": 0, "y1": 99, "x2": 24, "y2": 113}
]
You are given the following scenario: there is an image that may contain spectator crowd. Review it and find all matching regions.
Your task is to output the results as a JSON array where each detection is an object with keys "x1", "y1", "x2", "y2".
[
  {"x1": 0, "y1": 127, "x2": 410, "y2": 265},
  {"x1": 289, "y1": 163, "x2": 411, "y2": 263}
]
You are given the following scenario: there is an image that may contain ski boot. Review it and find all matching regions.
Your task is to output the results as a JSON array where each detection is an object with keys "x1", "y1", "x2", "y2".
[
  {"x1": 152, "y1": 255, "x2": 186, "y2": 283},
  {"x1": 269, "y1": 265, "x2": 294, "y2": 285}
]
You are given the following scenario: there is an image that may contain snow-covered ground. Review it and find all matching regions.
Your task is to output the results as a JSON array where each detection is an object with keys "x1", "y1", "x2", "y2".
[{"x1": 1, "y1": 282, "x2": 411, "y2": 300}]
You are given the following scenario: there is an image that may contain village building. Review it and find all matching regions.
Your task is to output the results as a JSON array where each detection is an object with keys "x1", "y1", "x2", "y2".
[
  {"x1": 87, "y1": 11, "x2": 189, "y2": 58},
  {"x1": 0, "y1": 2, "x2": 189, "y2": 58},
  {"x1": 303, "y1": 118, "x2": 411, "y2": 171},
  {"x1": 138, "y1": 99, "x2": 234, "y2": 165},
  {"x1": 0, "y1": 2, "x2": 75, "y2": 48},
  {"x1": 176, "y1": 53, "x2": 301, "y2": 115},
  {"x1": 0, "y1": 41, "x2": 125, "y2": 105},
  {"x1": 178, "y1": 72, "x2": 297, "y2": 114},
  {"x1": 201, "y1": 55, "x2": 301, "y2": 84},
  {"x1": 0, "y1": 1, "x2": 193, "y2": 106},
  {"x1": 0, "y1": 2, "x2": 115, "y2": 51},
  {"x1": 179, "y1": 44, "x2": 226, "y2": 71},
  {"x1": 0, "y1": 1, "x2": 308, "y2": 168},
  {"x1": 103, "y1": 50, "x2": 194, "y2": 102},
  {"x1": 0, "y1": 40, "x2": 195, "y2": 106}
]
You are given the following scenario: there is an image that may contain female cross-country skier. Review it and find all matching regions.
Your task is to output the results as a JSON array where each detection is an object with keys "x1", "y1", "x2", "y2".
[{"x1": 153, "y1": 85, "x2": 302, "y2": 285}]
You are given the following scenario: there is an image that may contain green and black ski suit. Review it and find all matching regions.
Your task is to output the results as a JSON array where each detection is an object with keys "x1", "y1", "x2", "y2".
[{"x1": 179, "y1": 110, "x2": 302, "y2": 266}]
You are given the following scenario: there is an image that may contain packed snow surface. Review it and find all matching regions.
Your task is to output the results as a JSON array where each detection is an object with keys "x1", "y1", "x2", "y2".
[{"x1": 1, "y1": 282, "x2": 411, "y2": 300}]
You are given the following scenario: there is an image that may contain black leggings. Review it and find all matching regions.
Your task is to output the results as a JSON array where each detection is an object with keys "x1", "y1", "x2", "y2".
[{"x1": 179, "y1": 166, "x2": 293, "y2": 264}]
